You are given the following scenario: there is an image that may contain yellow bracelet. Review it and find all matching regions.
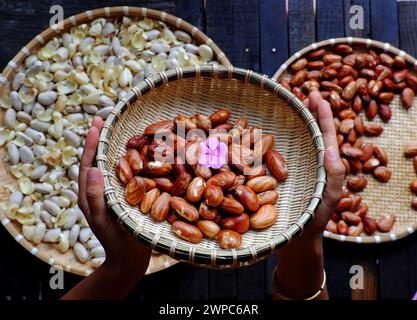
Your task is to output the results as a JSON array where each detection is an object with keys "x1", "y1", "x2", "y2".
[{"x1": 272, "y1": 267, "x2": 327, "y2": 300}]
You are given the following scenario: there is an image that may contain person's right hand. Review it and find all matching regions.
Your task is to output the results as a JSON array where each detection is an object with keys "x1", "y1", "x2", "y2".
[{"x1": 78, "y1": 116, "x2": 151, "y2": 278}]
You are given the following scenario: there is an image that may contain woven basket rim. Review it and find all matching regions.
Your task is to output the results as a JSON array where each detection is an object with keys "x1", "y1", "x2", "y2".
[
  {"x1": 97, "y1": 64, "x2": 327, "y2": 267},
  {"x1": 273, "y1": 36, "x2": 417, "y2": 244},
  {"x1": 0, "y1": 6, "x2": 232, "y2": 276}
]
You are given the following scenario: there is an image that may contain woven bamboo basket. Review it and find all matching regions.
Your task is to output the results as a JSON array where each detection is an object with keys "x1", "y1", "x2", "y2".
[
  {"x1": 273, "y1": 37, "x2": 417, "y2": 244},
  {"x1": 97, "y1": 65, "x2": 326, "y2": 267},
  {"x1": 0, "y1": 6, "x2": 230, "y2": 276}
]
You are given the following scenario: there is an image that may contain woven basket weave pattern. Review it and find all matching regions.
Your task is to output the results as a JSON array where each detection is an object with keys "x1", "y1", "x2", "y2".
[
  {"x1": 273, "y1": 37, "x2": 417, "y2": 243},
  {"x1": 97, "y1": 66, "x2": 326, "y2": 267}
]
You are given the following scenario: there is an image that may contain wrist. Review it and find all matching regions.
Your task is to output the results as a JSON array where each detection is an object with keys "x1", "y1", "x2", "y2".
[{"x1": 100, "y1": 257, "x2": 146, "y2": 283}]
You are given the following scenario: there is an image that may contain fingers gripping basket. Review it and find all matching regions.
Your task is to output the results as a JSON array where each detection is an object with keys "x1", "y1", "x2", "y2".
[{"x1": 97, "y1": 65, "x2": 326, "y2": 267}]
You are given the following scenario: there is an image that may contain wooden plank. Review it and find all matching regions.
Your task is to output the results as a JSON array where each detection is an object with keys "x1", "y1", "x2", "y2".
[
  {"x1": 398, "y1": 0, "x2": 417, "y2": 57},
  {"x1": 175, "y1": 265, "x2": 209, "y2": 299},
  {"x1": 323, "y1": 240, "x2": 353, "y2": 299},
  {"x1": 259, "y1": 0, "x2": 288, "y2": 76},
  {"x1": 370, "y1": 0, "x2": 398, "y2": 47},
  {"x1": 205, "y1": 0, "x2": 234, "y2": 65},
  {"x1": 350, "y1": 248, "x2": 378, "y2": 300},
  {"x1": 288, "y1": 0, "x2": 316, "y2": 55},
  {"x1": 208, "y1": 269, "x2": 237, "y2": 299},
  {"x1": 265, "y1": 254, "x2": 277, "y2": 297},
  {"x1": 176, "y1": 0, "x2": 204, "y2": 31},
  {"x1": 373, "y1": 4, "x2": 411, "y2": 300},
  {"x1": 0, "y1": 229, "x2": 43, "y2": 300},
  {"x1": 343, "y1": 0, "x2": 371, "y2": 38},
  {"x1": 231, "y1": 0, "x2": 261, "y2": 71},
  {"x1": 398, "y1": 2, "x2": 417, "y2": 297},
  {"x1": 378, "y1": 241, "x2": 409, "y2": 299},
  {"x1": 316, "y1": 0, "x2": 345, "y2": 41},
  {"x1": 142, "y1": 264, "x2": 183, "y2": 300},
  {"x1": 237, "y1": 261, "x2": 266, "y2": 300},
  {"x1": 407, "y1": 234, "x2": 417, "y2": 299}
]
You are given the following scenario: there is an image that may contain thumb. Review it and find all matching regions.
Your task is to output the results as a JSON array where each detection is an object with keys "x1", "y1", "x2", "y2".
[
  {"x1": 321, "y1": 146, "x2": 345, "y2": 213},
  {"x1": 86, "y1": 168, "x2": 108, "y2": 227}
]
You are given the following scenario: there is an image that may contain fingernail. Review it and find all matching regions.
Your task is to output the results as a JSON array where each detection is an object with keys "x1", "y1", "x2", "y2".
[
  {"x1": 326, "y1": 146, "x2": 339, "y2": 161},
  {"x1": 87, "y1": 168, "x2": 101, "y2": 182}
]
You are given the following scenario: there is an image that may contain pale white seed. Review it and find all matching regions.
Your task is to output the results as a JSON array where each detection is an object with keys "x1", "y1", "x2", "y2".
[
  {"x1": 33, "y1": 145, "x2": 47, "y2": 157},
  {"x1": 22, "y1": 225, "x2": 36, "y2": 241},
  {"x1": 68, "y1": 164, "x2": 79, "y2": 181},
  {"x1": 34, "y1": 183, "x2": 54, "y2": 194},
  {"x1": 94, "y1": 45, "x2": 111, "y2": 55},
  {"x1": 76, "y1": 147, "x2": 84, "y2": 160},
  {"x1": 149, "y1": 42, "x2": 170, "y2": 53},
  {"x1": 90, "y1": 246, "x2": 105, "y2": 258},
  {"x1": 7, "y1": 143, "x2": 20, "y2": 164},
  {"x1": 61, "y1": 189, "x2": 78, "y2": 204},
  {"x1": 49, "y1": 196, "x2": 68, "y2": 208},
  {"x1": 44, "y1": 199, "x2": 61, "y2": 216},
  {"x1": 95, "y1": 106, "x2": 113, "y2": 119},
  {"x1": 30, "y1": 165, "x2": 47, "y2": 180},
  {"x1": 86, "y1": 239, "x2": 101, "y2": 250},
  {"x1": 40, "y1": 210, "x2": 53, "y2": 229},
  {"x1": 33, "y1": 222, "x2": 46, "y2": 244},
  {"x1": 74, "y1": 242, "x2": 89, "y2": 263},
  {"x1": 185, "y1": 44, "x2": 199, "y2": 54},
  {"x1": 23, "y1": 103, "x2": 33, "y2": 114},
  {"x1": 98, "y1": 95, "x2": 115, "y2": 107},
  {"x1": 24, "y1": 128, "x2": 44, "y2": 143},
  {"x1": 79, "y1": 227, "x2": 92, "y2": 243},
  {"x1": 175, "y1": 30, "x2": 192, "y2": 43},
  {"x1": 141, "y1": 50, "x2": 155, "y2": 62},
  {"x1": 62, "y1": 33, "x2": 73, "y2": 48},
  {"x1": 42, "y1": 228, "x2": 61, "y2": 242},
  {"x1": 111, "y1": 37, "x2": 121, "y2": 55},
  {"x1": 64, "y1": 129, "x2": 81, "y2": 147},
  {"x1": 66, "y1": 113, "x2": 84, "y2": 122},
  {"x1": 90, "y1": 257, "x2": 105, "y2": 268},
  {"x1": 166, "y1": 58, "x2": 179, "y2": 70},
  {"x1": 37, "y1": 91, "x2": 57, "y2": 106},
  {"x1": 132, "y1": 70, "x2": 145, "y2": 86},
  {"x1": 19, "y1": 145, "x2": 35, "y2": 163},
  {"x1": 143, "y1": 29, "x2": 161, "y2": 41},
  {"x1": 12, "y1": 72, "x2": 26, "y2": 91},
  {"x1": 102, "y1": 22, "x2": 115, "y2": 37},
  {"x1": 31, "y1": 103, "x2": 45, "y2": 117},
  {"x1": 30, "y1": 119, "x2": 49, "y2": 132},
  {"x1": 16, "y1": 111, "x2": 32, "y2": 125},
  {"x1": 62, "y1": 208, "x2": 80, "y2": 229},
  {"x1": 4, "y1": 108, "x2": 16, "y2": 129},
  {"x1": 118, "y1": 68, "x2": 132, "y2": 87},
  {"x1": 198, "y1": 44, "x2": 214, "y2": 61},
  {"x1": 69, "y1": 224, "x2": 80, "y2": 247},
  {"x1": 26, "y1": 60, "x2": 43, "y2": 77},
  {"x1": 24, "y1": 55, "x2": 38, "y2": 68},
  {"x1": 82, "y1": 105, "x2": 98, "y2": 114},
  {"x1": 10, "y1": 91, "x2": 23, "y2": 111},
  {"x1": 58, "y1": 231, "x2": 70, "y2": 253},
  {"x1": 9, "y1": 191, "x2": 24, "y2": 206}
]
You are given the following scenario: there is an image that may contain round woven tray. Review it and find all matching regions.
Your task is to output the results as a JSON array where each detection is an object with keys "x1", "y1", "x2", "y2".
[
  {"x1": 0, "y1": 6, "x2": 230, "y2": 276},
  {"x1": 97, "y1": 65, "x2": 326, "y2": 268},
  {"x1": 273, "y1": 37, "x2": 417, "y2": 244}
]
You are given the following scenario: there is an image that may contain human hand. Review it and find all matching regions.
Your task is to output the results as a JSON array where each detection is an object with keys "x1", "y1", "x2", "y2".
[
  {"x1": 78, "y1": 116, "x2": 151, "y2": 278},
  {"x1": 301, "y1": 91, "x2": 346, "y2": 239}
]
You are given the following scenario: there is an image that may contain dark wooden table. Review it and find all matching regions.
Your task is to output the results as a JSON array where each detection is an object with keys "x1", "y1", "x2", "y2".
[{"x1": 1, "y1": 0, "x2": 417, "y2": 300}]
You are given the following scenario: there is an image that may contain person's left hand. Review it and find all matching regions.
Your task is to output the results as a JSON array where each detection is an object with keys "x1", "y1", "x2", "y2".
[{"x1": 78, "y1": 116, "x2": 151, "y2": 278}]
